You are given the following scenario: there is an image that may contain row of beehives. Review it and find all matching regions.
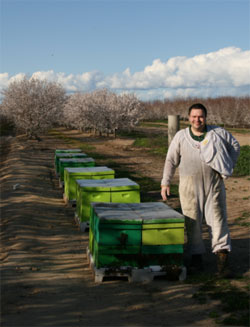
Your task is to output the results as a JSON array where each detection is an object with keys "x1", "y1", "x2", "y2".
[{"x1": 54, "y1": 148, "x2": 186, "y2": 279}]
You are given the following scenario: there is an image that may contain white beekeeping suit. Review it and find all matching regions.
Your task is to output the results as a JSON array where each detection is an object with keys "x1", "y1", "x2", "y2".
[{"x1": 161, "y1": 125, "x2": 240, "y2": 255}]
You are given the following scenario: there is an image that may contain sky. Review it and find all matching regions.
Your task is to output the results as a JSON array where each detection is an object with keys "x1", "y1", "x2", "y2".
[{"x1": 1, "y1": 0, "x2": 250, "y2": 101}]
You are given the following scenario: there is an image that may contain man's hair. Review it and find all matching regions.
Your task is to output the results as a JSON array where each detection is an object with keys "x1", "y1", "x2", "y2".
[{"x1": 188, "y1": 103, "x2": 207, "y2": 117}]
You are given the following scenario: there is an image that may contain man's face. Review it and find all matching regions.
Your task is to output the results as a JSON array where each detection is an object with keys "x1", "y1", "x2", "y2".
[{"x1": 189, "y1": 109, "x2": 206, "y2": 132}]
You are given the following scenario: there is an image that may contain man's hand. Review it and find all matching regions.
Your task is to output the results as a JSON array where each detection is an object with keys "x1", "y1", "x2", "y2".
[{"x1": 161, "y1": 185, "x2": 170, "y2": 201}]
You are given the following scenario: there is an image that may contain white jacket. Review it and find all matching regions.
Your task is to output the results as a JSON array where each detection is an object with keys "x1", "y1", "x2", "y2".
[{"x1": 197, "y1": 126, "x2": 240, "y2": 177}]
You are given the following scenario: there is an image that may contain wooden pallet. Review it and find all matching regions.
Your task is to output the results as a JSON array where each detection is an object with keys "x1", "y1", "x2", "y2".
[
  {"x1": 59, "y1": 178, "x2": 64, "y2": 189},
  {"x1": 86, "y1": 247, "x2": 187, "y2": 283},
  {"x1": 74, "y1": 213, "x2": 89, "y2": 232},
  {"x1": 63, "y1": 193, "x2": 76, "y2": 207}
]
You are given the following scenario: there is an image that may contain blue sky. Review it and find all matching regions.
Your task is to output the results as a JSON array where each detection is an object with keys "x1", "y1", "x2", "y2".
[{"x1": 1, "y1": 0, "x2": 250, "y2": 100}]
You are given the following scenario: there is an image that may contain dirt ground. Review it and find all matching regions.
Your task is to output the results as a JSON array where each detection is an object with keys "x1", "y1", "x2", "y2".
[{"x1": 0, "y1": 128, "x2": 249, "y2": 327}]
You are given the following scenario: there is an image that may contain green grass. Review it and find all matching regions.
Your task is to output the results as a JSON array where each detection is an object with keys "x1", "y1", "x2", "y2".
[
  {"x1": 140, "y1": 120, "x2": 188, "y2": 129},
  {"x1": 234, "y1": 211, "x2": 250, "y2": 227},
  {"x1": 226, "y1": 127, "x2": 250, "y2": 135},
  {"x1": 133, "y1": 134, "x2": 168, "y2": 157},
  {"x1": 191, "y1": 278, "x2": 250, "y2": 326},
  {"x1": 118, "y1": 129, "x2": 168, "y2": 157},
  {"x1": 233, "y1": 146, "x2": 250, "y2": 176}
]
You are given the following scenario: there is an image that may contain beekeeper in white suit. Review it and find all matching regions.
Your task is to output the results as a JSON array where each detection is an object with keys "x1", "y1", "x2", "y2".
[{"x1": 161, "y1": 103, "x2": 240, "y2": 277}]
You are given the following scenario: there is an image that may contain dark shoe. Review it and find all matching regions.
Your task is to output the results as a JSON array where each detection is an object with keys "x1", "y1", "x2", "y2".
[
  {"x1": 188, "y1": 254, "x2": 204, "y2": 275},
  {"x1": 216, "y1": 250, "x2": 234, "y2": 279}
]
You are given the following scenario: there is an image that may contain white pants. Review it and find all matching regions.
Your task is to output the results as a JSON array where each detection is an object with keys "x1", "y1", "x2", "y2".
[{"x1": 179, "y1": 171, "x2": 231, "y2": 255}]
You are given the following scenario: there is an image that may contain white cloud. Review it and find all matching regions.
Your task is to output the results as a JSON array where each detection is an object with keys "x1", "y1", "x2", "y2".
[
  {"x1": 1, "y1": 47, "x2": 249, "y2": 100},
  {"x1": 0, "y1": 73, "x2": 9, "y2": 90}
]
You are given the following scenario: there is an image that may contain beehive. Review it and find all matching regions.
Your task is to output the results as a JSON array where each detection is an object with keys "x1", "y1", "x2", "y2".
[
  {"x1": 75, "y1": 178, "x2": 140, "y2": 225},
  {"x1": 90, "y1": 202, "x2": 185, "y2": 269},
  {"x1": 64, "y1": 167, "x2": 115, "y2": 203},
  {"x1": 58, "y1": 158, "x2": 95, "y2": 182},
  {"x1": 55, "y1": 152, "x2": 88, "y2": 175}
]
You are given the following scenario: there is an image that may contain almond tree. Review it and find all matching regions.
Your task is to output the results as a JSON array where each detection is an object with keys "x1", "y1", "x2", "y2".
[
  {"x1": 116, "y1": 93, "x2": 144, "y2": 133},
  {"x1": 1, "y1": 76, "x2": 66, "y2": 139},
  {"x1": 63, "y1": 92, "x2": 91, "y2": 131},
  {"x1": 63, "y1": 89, "x2": 144, "y2": 136}
]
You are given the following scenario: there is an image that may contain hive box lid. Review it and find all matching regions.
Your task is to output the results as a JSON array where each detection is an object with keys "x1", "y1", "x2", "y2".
[
  {"x1": 55, "y1": 149, "x2": 82, "y2": 153},
  {"x1": 59, "y1": 158, "x2": 95, "y2": 163},
  {"x1": 134, "y1": 202, "x2": 184, "y2": 223},
  {"x1": 76, "y1": 178, "x2": 139, "y2": 191},
  {"x1": 65, "y1": 166, "x2": 114, "y2": 175},
  {"x1": 56, "y1": 153, "x2": 87, "y2": 158},
  {"x1": 91, "y1": 202, "x2": 184, "y2": 223},
  {"x1": 92, "y1": 202, "x2": 142, "y2": 224}
]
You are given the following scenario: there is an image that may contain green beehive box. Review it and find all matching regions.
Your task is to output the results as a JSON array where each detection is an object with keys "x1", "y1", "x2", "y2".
[
  {"x1": 140, "y1": 202, "x2": 184, "y2": 246},
  {"x1": 75, "y1": 178, "x2": 140, "y2": 224},
  {"x1": 93, "y1": 242, "x2": 141, "y2": 268},
  {"x1": 55, "y1": 152, "x2": 88, "y2": 175},
  {"x1": 59, "y1": 158, "x2": 95, "y2": 182},
  {"x1": 90, "y1": 203, "x2": 142, "y2": 268},
  {"x1": 90, "y1": 202, "x2": 185, "y2": 269},
  {"x1": 54, "y1": 149, "x2": 82, "y2": 169},
  {"x1": 64, "y1": 167, "x2": 115, "y2": 203},
  {"x1": 140, "y1": 202, "x2": 184, "y2": 267}
]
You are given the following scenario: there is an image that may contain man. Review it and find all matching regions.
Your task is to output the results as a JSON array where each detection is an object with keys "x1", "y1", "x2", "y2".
[{"x1": 161, "y1": 103, "x2": 240, "y2": 277}]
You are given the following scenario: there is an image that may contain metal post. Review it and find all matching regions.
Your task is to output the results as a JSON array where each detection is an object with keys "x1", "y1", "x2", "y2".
[{"x1": 168, "y1": 115, "x2": 180, "y2": 146}]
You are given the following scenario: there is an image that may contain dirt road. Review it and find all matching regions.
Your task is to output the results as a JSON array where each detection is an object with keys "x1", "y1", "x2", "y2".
[{"x1": 1, "y1": 129, "x2": 249, "y2": 327}]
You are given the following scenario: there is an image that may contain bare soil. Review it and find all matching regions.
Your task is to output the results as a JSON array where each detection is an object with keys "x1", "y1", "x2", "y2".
[{"x1": 1, "y1": 127, "x2": 249, "y2": 327}]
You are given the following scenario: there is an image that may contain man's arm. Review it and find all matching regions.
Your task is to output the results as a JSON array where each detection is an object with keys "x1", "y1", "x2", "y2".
[
  {"x1": 221, "y1": 128, "x2": 240, "y2": 167},
  {"x1": 161, "y1": 132, "x2": 181, "y2": 200}
]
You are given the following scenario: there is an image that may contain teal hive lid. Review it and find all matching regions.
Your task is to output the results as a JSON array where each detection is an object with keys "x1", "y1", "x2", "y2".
[
  {"x1": 56, "y1": 153, "x2": 87, "y2": 158},
  {"x1": 59, "y1": 158, "x2": 95, "y2": 163},
  {"x1": 64, "y1": 166, "x2": 114, "y2": 174},
  {"x1": 91, "y1": 202, "x2": 142, "y2": 223},
  {"x1": 91, "y1": 202, "x2": 184, "y2": 223},
  {"x1": 76, "y1": 178, "x2": 139, "y2": 191},
  {"x1": 55, "y1": 149, "x2": 81, "y2": 153}
]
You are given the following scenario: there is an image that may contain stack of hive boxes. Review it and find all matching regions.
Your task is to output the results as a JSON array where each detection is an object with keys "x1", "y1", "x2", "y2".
[{"x1": 89, "y1": 202, "x2": 185, "y2": 271}]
